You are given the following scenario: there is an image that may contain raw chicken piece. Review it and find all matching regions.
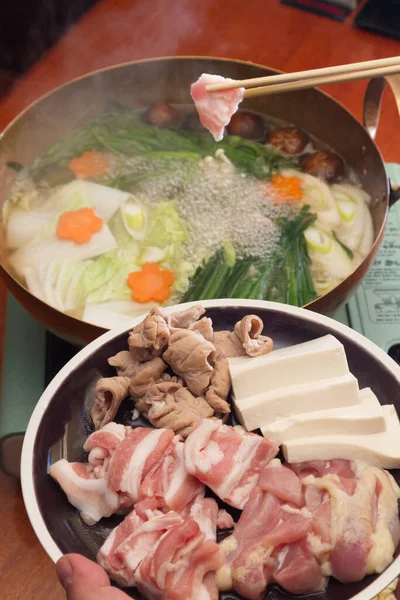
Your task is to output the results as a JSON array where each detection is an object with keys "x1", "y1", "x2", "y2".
[
  {"x1": 128, "y1": 309, "x2": 170, "y2": 362},
  {"x1": 49, "y1": 460, "x2": 119, "y2": 526},
  {"x1": 108, "y1": 427, "x2": 175, "y2": 503},
  {"x1": 163, "y1": 328, "x2": 216, "y2": 396},
  {"x1": 303, "y1": 466, "x2": 376, "y2": 582},
  {"x1": 190, "y1": 74, "x2": 244, "y2": 142},
  {"x1": 91, "y1": 376, "x2": 131, "y2": 430},
  {"x1": 363, "y1": 466, "x2": 400, "y2": 575},
  {"x1": 139, "y1": 436, "x2": 205, "y2": 512},
  {"x1": 259, "y1": 458, "x2": 303, "y2": 507},
  {"x1": 184, "y1": 419, "x2": 278, "y2": 509},
  {"x1": 219, "y1": 487, "x2": 313, "y2": 599},
  {"x1": 291, "y1": 459, "x2": 356, "y2": 480},
  {"x1": 108, "y1": 351, "x2": 167, "y2": 380},
  {"x1": 273, "y1": 537, "x2": 327, "y2": 595}
]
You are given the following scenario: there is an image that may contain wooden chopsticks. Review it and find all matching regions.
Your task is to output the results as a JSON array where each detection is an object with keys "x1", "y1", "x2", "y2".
[{"x1": 205, "y1": 56, "x2": 400, "y2": 98}]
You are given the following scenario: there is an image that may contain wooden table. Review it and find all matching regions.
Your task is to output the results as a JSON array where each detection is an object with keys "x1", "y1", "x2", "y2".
[{"x1": 0, "y1": 1, "x2": 399, "y2": 597}]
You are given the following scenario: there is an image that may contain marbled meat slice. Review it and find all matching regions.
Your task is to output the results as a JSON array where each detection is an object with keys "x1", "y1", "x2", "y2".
[
  {"x1": 190, "y1": 73, "x2": 244, "y2": 142},
  {"x1": 139, "y1": 436, "x2": 205, "y2": 512},
  {"x1": 108, "y1": 427, "x2": 175, "y2": 504},
  {"x1": 184, "y1": 419, "x2": 278, "y2": 509}
]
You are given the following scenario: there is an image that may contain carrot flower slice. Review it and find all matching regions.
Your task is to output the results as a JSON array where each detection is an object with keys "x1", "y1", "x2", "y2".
[
  {"x1": 127, "y1": 262, "x2": 175, "y2": 304},
  {"x1": 57, "y1": 207, "x2": 103, "y2": 244},
  {"x1": 265, "y1": 174, "x2": 303, "y2": 204},
  {"x1": 69, "y1": 151, "x2": 109, "y2": 180}
]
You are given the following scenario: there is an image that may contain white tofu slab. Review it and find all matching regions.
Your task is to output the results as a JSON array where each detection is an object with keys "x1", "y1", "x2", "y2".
[
  {"x1": 234, "y1": 373, "x2": 360, "y2": 432},
  {"x1": 260, "y1": 388, "x2": 385, "y2": 444},
  {"x1": 229, "y1": 335, "x2": 349, "y2": 401},
  {"x1": 282, "y1": 404, "x2": 400, "y2": 469}
]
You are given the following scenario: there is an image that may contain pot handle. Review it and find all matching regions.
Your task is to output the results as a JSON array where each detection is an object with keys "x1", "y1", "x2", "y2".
[{"x1": 363, "y1": 75, "x2": 400, "y2": 207}]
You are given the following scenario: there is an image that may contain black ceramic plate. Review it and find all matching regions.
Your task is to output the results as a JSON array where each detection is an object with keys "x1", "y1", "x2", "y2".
[{"x1": 21, "y1": 299, "x2": 400, "y2": 600}]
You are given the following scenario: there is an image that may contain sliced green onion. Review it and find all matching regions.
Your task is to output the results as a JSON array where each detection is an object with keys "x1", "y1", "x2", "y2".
[
  {"x1": 304, "y1": 227, "x2": 332, "y2": 254},
  {"x1": 335, "y1": 192, "x2": 356, "y2": 222}
]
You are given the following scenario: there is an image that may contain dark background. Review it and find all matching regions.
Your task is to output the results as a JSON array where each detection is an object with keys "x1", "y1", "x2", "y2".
[{"x1": 0, "y1": 0, "x2": 97, "y2": 95}]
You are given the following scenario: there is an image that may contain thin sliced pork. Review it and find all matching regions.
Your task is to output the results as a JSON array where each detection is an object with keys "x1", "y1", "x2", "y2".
[
  {"x1": 184, "y1": 419, "x2": 278, "y2": 509},
  {"x1": 140, "y1": 436, "x2": 205, "y2": 512},
  {"x1": 108, "y1": 427, "x2": 174, "y2": 503},
  {"x1": 190, "y1": 73, "x2": 244, "y2": 142}
]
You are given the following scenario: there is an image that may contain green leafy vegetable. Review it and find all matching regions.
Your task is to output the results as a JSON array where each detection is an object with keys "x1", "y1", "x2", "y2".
[
  {"x1": 144, "y1": 201, "x2": 188, "y2": 248},
  {"x1": 182, "y1": 206, "x2": 317, "y2": 307},
  {"x1": 333, "y1": 231, "x2": 354, "y2": 259},
  {"x1": 29, "y1": 107, "x2": 298, "y2": 183}
]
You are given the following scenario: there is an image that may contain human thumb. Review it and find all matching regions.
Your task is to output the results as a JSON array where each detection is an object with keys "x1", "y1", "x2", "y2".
[{"x1": 56, "y1": 554, "x2": 129, "y2": 600}]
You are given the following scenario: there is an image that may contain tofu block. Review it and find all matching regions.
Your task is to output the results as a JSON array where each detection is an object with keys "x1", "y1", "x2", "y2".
[
  {"x1": 234, "y1": 373, "x2": 360, "y2": 432},
  {"x1": 282, "y1": 404, "x2": 400, "y2": 469},
  {"x1": 229, "y1": 335, "x2": 349, "y2": 401},
  {"x1": 260, "y1": 388, "x2": 385, "y2": 444}
]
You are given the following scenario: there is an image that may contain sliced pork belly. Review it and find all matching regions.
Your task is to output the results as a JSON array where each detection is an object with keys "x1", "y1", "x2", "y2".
[
  {"x1": 139, "y1": 436, "x2": 205, "y2": 512},
  {"x1": 152, "y1": 519, "x2": 226, "y2": 600},
  {"x1": 84, "y1": 422, "x2": 127, "y2": 454},
  {"x1": 104, "y1": 504, "x2": 225, "y2": 600},
  {"x1": 97, "y1": 498, "x2": 162, "y2": 586},
  {"x1": 108, "y1": 427, "x2": 175, "y2": 503},
  {"x1": 49, "y1": 459, "x2": 119, "y2": 526},
  {"x1": 188, "y1": 497, "x2": 219, "y2": 541},
  {"x1": 98, "y1": 499, "x2": 182, "y2": 588},
  {"x1": 259, "y1": 458, "x2": 303, "y2": 507},
  {"x1": 190, "y1": 73, "x2": 244, "y2": 142},
  {"x1": 184, "y1": 419, "x2": 278, "y2": 509}
]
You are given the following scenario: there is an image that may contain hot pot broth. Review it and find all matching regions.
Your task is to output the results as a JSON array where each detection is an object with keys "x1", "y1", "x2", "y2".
[{"x1": 2, "y1": 104, "x2": 374, "y2": 329}]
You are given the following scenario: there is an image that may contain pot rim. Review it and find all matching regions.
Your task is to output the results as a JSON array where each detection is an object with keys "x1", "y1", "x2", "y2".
[
  {"x1": 0, "y1": 55, "x2": 390, "y2": 325},
  {"x1": 20, "y1": 298, "x2": 400, "y2": 600}
]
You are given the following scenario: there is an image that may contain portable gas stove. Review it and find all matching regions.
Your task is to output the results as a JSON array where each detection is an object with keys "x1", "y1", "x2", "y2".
[{"x1": 1, "y1": 165, "x2": 400, "y2": 479}]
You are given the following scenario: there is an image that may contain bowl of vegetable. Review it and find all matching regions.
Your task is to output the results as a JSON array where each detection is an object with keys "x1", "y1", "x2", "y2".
[
  {"x1": 0, "y1": 57, "x2": 396, "y2": 344},
  {"x1": 21, "y1": 299, "x2": 400, "y2": 600}
]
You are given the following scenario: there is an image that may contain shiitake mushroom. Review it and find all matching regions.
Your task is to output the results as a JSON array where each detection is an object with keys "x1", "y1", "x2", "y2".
[
  {"x1": 143, "y1": 103, "x2": 181, "y2": 128},
  {"x1": 226, "y1": 111, "x2": 266, "y2": 140},
  {"x1": 300, "y1": 150, "x2": 345, "y2": 182},
  {"x1": 266, "y1": 127, "x2": 309, "y2": 155}
]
